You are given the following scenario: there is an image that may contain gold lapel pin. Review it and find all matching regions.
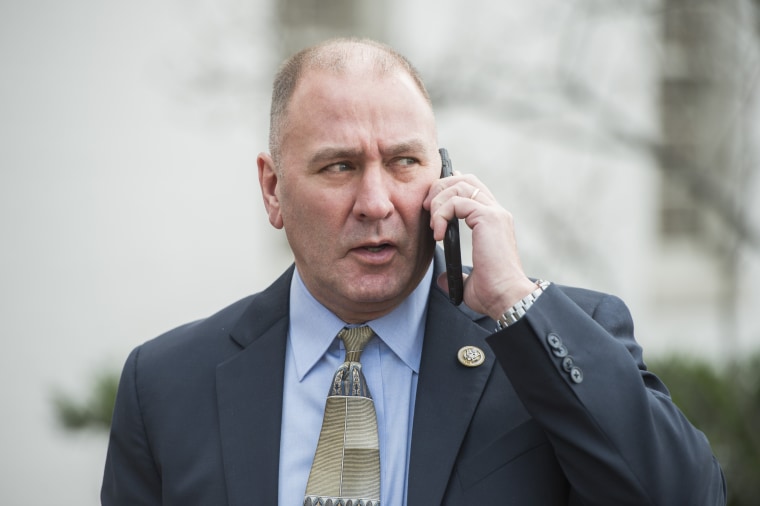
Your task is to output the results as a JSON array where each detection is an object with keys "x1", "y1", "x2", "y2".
[{"x1": 458, "y1": 346, "x2": 485, "y2": 367}]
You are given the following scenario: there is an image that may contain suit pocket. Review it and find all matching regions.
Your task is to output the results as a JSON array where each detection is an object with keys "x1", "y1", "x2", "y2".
[{"x1": 455, "y1": 419, "x2": 551, "y2": 489}]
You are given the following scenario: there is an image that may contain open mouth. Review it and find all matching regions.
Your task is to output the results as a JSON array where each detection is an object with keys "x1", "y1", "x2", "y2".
[{"x1": 364, "y1": 244, "x2": 389, "y2": 253}]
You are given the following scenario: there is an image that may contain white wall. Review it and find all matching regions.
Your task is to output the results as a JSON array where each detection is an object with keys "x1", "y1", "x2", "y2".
[{"x1": 0, "y1": 1, "x2": 285, "y2": 504}]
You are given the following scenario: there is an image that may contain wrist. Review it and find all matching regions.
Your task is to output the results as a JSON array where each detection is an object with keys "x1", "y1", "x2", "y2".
[
  {"x1": 494, "y1": 279, "x2": 551, "y2": 329},
  {"x1": 486, "y1": 277, "x2": 539, "y2": 320}
]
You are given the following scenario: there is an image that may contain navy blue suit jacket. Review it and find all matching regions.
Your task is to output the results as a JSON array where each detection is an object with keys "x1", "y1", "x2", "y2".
[{"x1": 102, "y1": 252, "x2": 725, "y2": 505}]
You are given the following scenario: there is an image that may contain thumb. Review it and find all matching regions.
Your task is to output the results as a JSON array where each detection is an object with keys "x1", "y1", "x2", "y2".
[
  {"x1": 436, "y1": 272, "x2": 449, "y2": 293},
  {"x1": 436, "y1": 271, "x2": 469, "y2": 294}
]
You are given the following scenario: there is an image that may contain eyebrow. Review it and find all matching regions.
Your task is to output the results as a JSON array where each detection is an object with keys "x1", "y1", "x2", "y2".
[
  {"x1": 308, "y1": 139, "x2": 428, "y2": 166},
  {"x1": 383, "y1": 139, "x2": 428, "y2": 158},
  {"x1": 308, "y1": 147, "x2": 363, "y2": 166}
]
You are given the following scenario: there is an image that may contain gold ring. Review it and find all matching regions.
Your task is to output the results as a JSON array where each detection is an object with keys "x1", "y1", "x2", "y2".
[{"x1": 470, "y1": 188, "x2": 480, "y2": 200}]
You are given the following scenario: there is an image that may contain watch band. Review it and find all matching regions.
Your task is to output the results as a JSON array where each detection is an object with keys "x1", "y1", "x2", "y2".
[{"x1": 496, "y1": 279, "x2": 551, "y2": 330}]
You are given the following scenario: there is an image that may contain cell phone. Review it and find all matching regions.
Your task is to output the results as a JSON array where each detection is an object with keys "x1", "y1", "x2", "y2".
[{"x1": 439, "y1": 148, "x2": 464, "y2": 306}]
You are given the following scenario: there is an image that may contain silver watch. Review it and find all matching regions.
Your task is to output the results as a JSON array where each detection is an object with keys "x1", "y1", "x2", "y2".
[{"x1": 496, "y1": 280, "x2": 551, "y2": 329}]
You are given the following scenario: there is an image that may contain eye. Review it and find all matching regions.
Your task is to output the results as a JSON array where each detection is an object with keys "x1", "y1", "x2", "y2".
[
  {"x1": 391, "y1": 157, "x2": 419, "y2": 168},
  {"x1": 322, "y1": 162, "x2": 354, "y2": 173}
]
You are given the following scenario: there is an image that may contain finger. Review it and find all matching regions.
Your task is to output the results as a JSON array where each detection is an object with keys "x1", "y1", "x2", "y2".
[
  {"x1": 429, "y1": 181, "x2": 488, "y2": 219},
  {"x1": 422, "y1": 177, "x2": 452, "y2": 210},
  {"x1": 429, "y1": 194, "x2": 481, "y2": 241},
  {"x1": 423, "y1": 173, "x2": 484, "y2": 209},
  {"x1": 428, "y1": 180, "x2": 465, "y2": 209}
]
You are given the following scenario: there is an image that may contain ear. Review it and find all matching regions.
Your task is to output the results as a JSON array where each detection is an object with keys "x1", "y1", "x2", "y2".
[{"x1": 257, "y1": 152, "x2": 284, "y2": 229}]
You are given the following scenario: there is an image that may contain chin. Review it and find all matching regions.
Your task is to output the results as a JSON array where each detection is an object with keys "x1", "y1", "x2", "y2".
[{"x1": 343, "y1": 276, "x2": 407, "y2": 304}]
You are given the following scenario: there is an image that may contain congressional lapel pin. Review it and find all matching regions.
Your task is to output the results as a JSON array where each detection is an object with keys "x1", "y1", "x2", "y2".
[{"x1": 458, "y1": 346, "x2": 485, "y2": 367}]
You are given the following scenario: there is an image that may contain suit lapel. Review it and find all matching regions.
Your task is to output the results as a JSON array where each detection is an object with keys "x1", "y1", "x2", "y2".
[
  {"x1": 407, "y1": 283, "x2": 495, "y2": 505},
  {"x1": 216, "y1": 268, "x2": 293, "y2": 506}
]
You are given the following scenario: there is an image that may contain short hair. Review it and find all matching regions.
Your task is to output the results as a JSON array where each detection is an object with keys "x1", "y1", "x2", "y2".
[{"x1": 268, "y1": 37, "x2": 432, "y2": 164}]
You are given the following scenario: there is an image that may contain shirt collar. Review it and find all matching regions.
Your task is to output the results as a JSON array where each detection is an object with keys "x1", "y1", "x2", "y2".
[{"x1": 289, "y1": 263, "x2": 432, "y2": 381}]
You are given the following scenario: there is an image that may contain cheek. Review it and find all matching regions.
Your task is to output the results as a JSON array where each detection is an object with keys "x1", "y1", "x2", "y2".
[
  {"x1": 394, "y1": 182, "x2": 433, "y2": 224},
  {"x1": 279, "y1": 180, "x2": 316, "y2": 218},
  {"x1": 281, "y1": 186, "x2": 348, "y2": 236}
]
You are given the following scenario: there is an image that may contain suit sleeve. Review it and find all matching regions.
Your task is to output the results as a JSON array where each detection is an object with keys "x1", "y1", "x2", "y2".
[
  {"x1": 101, "y1": 346, "x2": 162, "y2": 505},
  {"x1": 486, "y1": 284, "x2": 726, "y2": 506}
]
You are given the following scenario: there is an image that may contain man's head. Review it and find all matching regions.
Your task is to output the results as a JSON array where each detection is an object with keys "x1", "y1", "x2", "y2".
[
  {"x1": 268, "y1": 38, "x2": 432, "y2": 166},
  {"x1": 258, "y1": 38, "x2": 440, "y2": 323}
]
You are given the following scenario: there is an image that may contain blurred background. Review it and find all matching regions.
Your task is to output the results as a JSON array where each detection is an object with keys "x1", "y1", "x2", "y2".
[{"x1": 1, "y1": 0, "x2": 759, "y2": 504}]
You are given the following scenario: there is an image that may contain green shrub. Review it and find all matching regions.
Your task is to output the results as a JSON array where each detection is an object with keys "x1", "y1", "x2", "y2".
[{"x1": 649, "y1": 353, "x2": 760, "y2": 506}]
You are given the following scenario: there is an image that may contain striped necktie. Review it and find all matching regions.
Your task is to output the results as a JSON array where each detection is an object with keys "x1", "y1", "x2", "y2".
[{"x1": 304, "y1": 326, "x2": 381, "y2": 506}]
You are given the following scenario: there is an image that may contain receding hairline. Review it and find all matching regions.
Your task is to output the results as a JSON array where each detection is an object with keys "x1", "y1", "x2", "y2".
[{"x1": 268, "y1": 38, "x2": 432, "y2": 162}]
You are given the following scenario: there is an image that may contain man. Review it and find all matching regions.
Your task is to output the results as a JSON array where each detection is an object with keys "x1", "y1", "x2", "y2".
[{"x1": 102, "y1": 38, "x2": 726, "y2": 505}]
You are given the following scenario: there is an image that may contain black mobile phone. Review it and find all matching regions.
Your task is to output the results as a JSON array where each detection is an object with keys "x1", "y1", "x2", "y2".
[{"x1": 439, "y1": 148, "x2": 464, "y2": 306}]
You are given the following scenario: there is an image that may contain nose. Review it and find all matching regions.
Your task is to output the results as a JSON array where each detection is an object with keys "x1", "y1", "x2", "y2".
[{"x1": 352, "y1": 165, "x2": 394, "y2": 220}]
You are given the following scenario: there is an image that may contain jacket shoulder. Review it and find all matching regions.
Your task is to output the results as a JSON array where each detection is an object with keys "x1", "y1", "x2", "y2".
[{"x1": 555, "y1": 284, "x2": 624, "y2": 314}]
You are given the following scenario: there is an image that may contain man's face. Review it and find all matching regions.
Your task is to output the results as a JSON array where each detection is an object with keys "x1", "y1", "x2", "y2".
[{"x1": 258, "y1": 65, "x2": 440, "y2": 323}]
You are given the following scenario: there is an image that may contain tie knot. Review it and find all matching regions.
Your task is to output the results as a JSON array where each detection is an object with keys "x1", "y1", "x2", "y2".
[{"x1": 339, "y1": 326, "x2": 374, "y2": 362}]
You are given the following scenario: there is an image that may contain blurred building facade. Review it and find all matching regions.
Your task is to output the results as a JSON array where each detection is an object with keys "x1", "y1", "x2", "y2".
[{"x1": 656, "y1": 0, "x2": 759, "y2": 359}]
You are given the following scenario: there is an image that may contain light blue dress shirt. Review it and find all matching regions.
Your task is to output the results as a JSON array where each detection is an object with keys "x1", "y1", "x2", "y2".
[{"x1": 278, "y1": 264, "x2": 432, "y2": 505}]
